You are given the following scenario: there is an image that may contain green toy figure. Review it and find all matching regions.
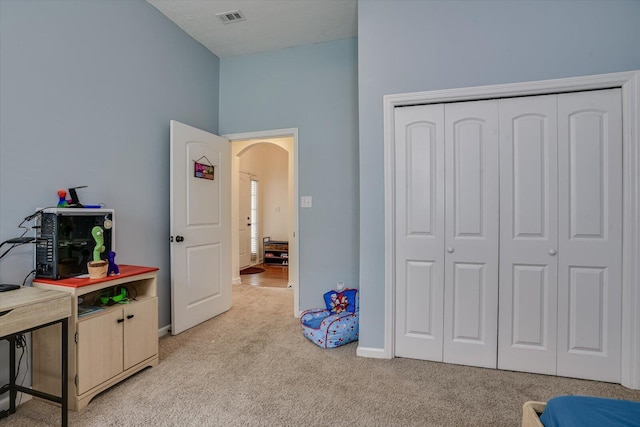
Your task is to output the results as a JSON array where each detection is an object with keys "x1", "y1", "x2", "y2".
[{"x1": 91, "y1": 226, "x2": 105, "y2": 262}]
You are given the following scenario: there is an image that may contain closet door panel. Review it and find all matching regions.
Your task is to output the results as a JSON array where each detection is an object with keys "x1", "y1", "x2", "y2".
[
  {"x1": 394, "y1": 104, "x2": 446, "y2": 361},
  {"x1": 451, "y1": 263, "x2": 485, "y2": 341},
  {"x1": 443, "y1": 100, "x2": 499, "y2": 368},
  {"x1": 498, "y1": 95, "x2": 558, "y2": 375},
  {"x1": 557, "y1": 88, "x2": 622, "y2": 382}
]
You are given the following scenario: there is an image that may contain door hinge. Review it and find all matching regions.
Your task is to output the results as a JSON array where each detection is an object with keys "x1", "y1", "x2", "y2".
[
  {"x1": 74, "y1": 332, "x2": 78, "y2": 343},
  {"x1": 74, "y1": 375, "x2": 79, "y2": 387}
]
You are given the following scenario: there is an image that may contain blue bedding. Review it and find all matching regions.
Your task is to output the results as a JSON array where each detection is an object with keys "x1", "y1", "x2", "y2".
[{"x1": 539, "y1": 396, "x2": 640, "y2": 427}]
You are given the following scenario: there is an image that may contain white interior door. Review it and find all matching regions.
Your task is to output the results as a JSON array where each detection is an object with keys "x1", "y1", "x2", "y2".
[
  {"x1": 556, "y1": 89, "x2": 622, "y2": 382},
  {"x1": 238, "y1": 172, "x2": 251, "y2": 269},
  {"x1": 394, "y1": 104, "x2": 446, "y2": 361},
  {"x1": 498, "y1": 95, "x2": 559, "y2": 375},
  {"x1": 443, "y1": 100, "x2": 499, "y2": 368},
  {"x1": 170, "y1": 120, "x2": 231, "y2": 335}
]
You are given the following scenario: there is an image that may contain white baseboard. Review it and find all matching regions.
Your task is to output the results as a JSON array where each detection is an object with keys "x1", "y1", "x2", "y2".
[
  {"x1": 356, "y1": 346, "x2": 391, "y2": 359},
  {"x1": 232, "y1": 276, "x2": 241, "y2": 285},
  {"x1": 158, "y1": 324, "x2": 171, "y2": 337},
  {"x1": 0, "y1": 392, "x2": 32, "y2": 412}
]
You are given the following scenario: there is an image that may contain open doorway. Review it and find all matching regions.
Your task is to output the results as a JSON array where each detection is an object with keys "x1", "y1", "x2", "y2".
[{"x1": 225, "y1": 128, "x2": 299, "y2": 316}]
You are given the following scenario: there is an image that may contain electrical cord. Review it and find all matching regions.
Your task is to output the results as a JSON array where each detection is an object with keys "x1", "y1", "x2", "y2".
[
  {"x1": 0, "y1": 206, "x2": 54, "y2": 261},
  {"x1": 0, "y1": 233, "x2": 33, "y2": 261},
  {"x1": 14, "y1": 333, "x2": 28, "y2": 407},
  {"x1": 0, "y1": 333, "x2": 29, "y2": 412},
  {"x1": 22, "y1": 270, "x2": 36, "y2": 287},
  {"x1": 125, "y1": 285, "x2": 137, "y2": 302}
]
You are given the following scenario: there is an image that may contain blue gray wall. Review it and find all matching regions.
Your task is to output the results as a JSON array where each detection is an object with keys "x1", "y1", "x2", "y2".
[
  {"x1": 219, "y1": 38, "x2": 359, "y2": 310},
  {"x1": 0, "y1": 0, "x2": 219, "y2": 395},
  {"x1": 357, "y1": 0, "x2": 640, "y2": 349}
]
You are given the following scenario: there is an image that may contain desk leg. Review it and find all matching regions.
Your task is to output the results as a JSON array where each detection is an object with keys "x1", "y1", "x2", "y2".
[
  {"x1": 61, "y1": 318, "x2": 68, "y2": 427},
  {"x1": 8, "y1": 335, "x2": 15, "y2": 415}
]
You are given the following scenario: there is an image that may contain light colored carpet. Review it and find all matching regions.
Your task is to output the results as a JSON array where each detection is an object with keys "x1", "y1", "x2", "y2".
[{"x1": 2, "y1": 284, "x2": 640, "y2": 426}]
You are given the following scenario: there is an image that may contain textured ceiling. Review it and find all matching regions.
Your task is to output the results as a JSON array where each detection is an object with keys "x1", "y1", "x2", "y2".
[{"x1": 147, "y1": 0, "x2": 358, "y2": 57}]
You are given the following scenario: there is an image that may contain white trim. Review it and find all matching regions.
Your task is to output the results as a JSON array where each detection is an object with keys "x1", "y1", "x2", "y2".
[
  {"x1": 158, "y1": 324, "x2": 171, "y2": 337},
  {"x1": 356, "y1": 345, "x2": 389, "y2": 359},
  {"x1": 224, "y1": 128, "x2": 301, "y2": 318},
  {"x1": 383, "y1": 70, "x2": 640, "y2": 389},
  {"x1": 0, "y1": 393, "x2": 31, "y2": 411},
  {"x1": 620, "y1": 72, "x2": 640, "y2": 390}
]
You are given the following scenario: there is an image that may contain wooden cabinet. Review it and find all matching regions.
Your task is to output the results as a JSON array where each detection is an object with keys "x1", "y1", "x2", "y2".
[
  {"x1": 263, "y1": 237, "x2": 288, "y2": 266},
  {"x1": 32, "y1": 265, "x2": 159, "y2": 411}
]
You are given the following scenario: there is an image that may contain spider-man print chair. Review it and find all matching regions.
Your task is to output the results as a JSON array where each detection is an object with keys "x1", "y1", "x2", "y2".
[{"x1": 300, "y1": 288, "x2": 359, "y2": 348}]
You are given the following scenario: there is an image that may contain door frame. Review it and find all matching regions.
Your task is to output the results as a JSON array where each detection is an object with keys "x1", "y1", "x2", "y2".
[
  {"x1": 381, "y1": 70, "x2": 640, "y2": 389},
  {"x1": 238, "y1": 170, "x2": 254, "y2": 270},
  {"x1": 225, "y1": 128, "x2": 300, "y2": 316}
]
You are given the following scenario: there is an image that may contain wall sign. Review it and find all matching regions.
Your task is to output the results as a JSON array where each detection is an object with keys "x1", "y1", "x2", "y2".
[{"x1": 194, "y1": 156, "x2": 214, "y2": 180}]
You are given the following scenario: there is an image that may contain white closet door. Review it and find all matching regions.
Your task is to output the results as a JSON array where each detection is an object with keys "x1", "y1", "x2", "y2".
[
  {"x1": 498, "y1": 95, "x2": 559, "y2": 375},
  {"x1": 394, "y1": 104, "x2": 446, "y2": 361},
  {"x1": 443, "y1": 100, "x2": 499, "y2": 368},
  {"x1": 557, "y1": 89, "x2": 623, "y2": 382}
]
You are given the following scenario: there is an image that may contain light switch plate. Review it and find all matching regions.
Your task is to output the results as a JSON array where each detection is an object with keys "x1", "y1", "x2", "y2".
[{"x1": 300, "y1": 196, "x2": 312, "y2": 208}]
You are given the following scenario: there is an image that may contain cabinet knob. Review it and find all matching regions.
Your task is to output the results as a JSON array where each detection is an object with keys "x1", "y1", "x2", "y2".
[
  {"x1": 549, "y1": 249, "x2": 557, "y2": 256},
  {"x1": 117, "y1": 318, "x2": 124, "y2": 323},
  {"x1": 447, "y1": 246, "x2": 454, "y2": 253},
  {"x1": 127, "y1": 314, "x2": 134, "y2": 320}
]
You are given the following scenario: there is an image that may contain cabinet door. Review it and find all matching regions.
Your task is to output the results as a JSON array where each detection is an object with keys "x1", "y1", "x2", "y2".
[
  {"x1": 443, "y1": 100, "x2": 499, "y2": 369},
  {"x1": 498, "y1": 95, "x2": 559, "y2": 375},
  {"x1": 77, "y1": 309, "x2": 124, "y2": 394},
  {"x1": 124, "y1": 298, "x2": 158, "y2": 370},
  {"x1": 394, "y1": 104, "x2": 446, "y2": 361},
  {"x1": 556, "y1": 89, "x2": 622, "y2": 382}
]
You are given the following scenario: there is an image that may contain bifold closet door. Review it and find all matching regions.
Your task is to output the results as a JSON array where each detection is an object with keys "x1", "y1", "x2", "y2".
[
  {"x1": 442, "y1": 100, "x2": 499, "y2": 368},
  {"x1": 498, "y1": 89, "x2": 622, "y2": 382},
  {"x1": 498, "y1": 95, "x2": 559, "y2": 375},
  {"x1": 556, "y1": 89, "x2": 622, "y2": 383},
  {"x1": 394, "y1": 104, "x2": 446, "y2": 361},
  {"x1": 394, "y1": 100, "x2": 500, "y2": 368}
]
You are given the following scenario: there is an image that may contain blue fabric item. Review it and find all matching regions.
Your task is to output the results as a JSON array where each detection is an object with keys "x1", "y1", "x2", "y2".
[
  {"x1": 301, "y1": 289, "x2": 359, "y2": 349},
  {"x1": 539, "y1": 396, "x2": 640, "y2": 427},
  {"x1": 303, "y1": 316, "x2": 324, "y2": 330},
  {"x1": 323, "y1": 289, "x2": 357, "y2": 314}
]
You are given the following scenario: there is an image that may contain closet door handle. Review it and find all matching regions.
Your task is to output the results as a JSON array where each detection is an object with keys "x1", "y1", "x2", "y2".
[
  {"x1": 447, "y1": 247, "x2": 454, "y2": 254},
  {"x1": 549, "y1": 249, "x2": 557, "y2": 256}
]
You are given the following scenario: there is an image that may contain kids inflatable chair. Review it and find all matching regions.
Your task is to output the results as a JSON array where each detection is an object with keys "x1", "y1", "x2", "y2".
[{"x1": 300, "y1": 288, "x2": 359, "y2": 348}]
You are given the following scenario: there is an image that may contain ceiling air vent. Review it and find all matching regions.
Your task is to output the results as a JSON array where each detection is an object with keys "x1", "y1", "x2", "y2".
[{"x1": 215, "y1": 10, "x2": 246, "y2": 24}]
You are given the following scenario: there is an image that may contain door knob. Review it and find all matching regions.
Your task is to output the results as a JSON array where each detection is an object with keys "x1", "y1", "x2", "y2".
[
  {"x1": 447, "y1": 247, "x2": 454, "y2": 253},
  {"x1": 549, "y1": 249, "x2": 557, "y2": 256},
  {"x1": 176, "y1": 235, "x2": 184, "y2": 243}
]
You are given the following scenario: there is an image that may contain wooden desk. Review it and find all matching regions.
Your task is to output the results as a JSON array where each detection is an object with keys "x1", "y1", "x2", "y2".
[{"x1": 0, "y1": 287, "x2": 71, "y2": 426}]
